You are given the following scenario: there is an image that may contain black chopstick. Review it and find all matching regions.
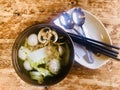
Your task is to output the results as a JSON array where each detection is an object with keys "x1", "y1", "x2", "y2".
[
  {"x1": 92, "y1": 48, "x2": 120, "y2": 61},
  {"x1": 68, "y1": 33, "x2": 120, "y2": 50},
  {"x1": 69, "y1": 33, "x2": 120, "y2": 60},
  {"x1": 69, "y1": 33, "x2": 119, "y2": 54},
  {"x1": 90, "y1": 44, "x2": 118, "y2": 57},
  {"x1": 71, "y1": 35, "x2": 118, "y2": 57},
  {"x1": 75, "y1": 37, "x2": 120, "y2": 60}
]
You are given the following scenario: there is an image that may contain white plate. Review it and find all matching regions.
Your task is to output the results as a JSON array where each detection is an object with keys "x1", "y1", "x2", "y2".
[{"x1": 53, "y1": 7, "x2": 112, "y2": 69}]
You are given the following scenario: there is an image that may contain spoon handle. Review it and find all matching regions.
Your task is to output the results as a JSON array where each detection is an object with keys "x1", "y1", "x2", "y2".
[
  {"x1": 80, "y1": 26, "x2": 86, "y2": 36},
  {"x1": 85, "y1": 49, "x2": 94, "y2": 63},
  {"x1": 73, "y1": 28, "x2": 81, "y2": 35},
  {"x1": 80, "y1": 26, "x2": 94, "y2": 63}
]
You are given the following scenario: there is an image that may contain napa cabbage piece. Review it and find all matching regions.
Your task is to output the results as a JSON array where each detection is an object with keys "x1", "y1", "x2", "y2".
[
  {"x1": 58, "y1": 45, "x2": 65, "y2": 56},
  {"x1": 27, "y1": 47, "x2": 47, "y2": 62},
  {"x1": 36, "y1": 67, "x2": 52, "y2": 77},
  {"x1": 26, "y1": 47, "x2": 48, "y2": 69},
  {"x1": 28, "y1": 58, "x2": 46, "y2": 69},
  {"x1": 29, "y1": 68, "x2": 52, "y2": 84},
  {"x1": 30, "y1": 71, "x2": 44, "y2": 84}
]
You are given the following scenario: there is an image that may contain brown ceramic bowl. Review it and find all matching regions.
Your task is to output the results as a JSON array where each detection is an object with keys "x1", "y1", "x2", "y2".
[{"x1": 12, "y1": 24, "x2": 74, "y2": 86}]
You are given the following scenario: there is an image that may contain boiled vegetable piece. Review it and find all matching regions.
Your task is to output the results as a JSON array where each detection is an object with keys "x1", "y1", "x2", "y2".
[
  {"x1": 36, "y1": 67, "x2": 52, "y2": 77},
  {"x1": 30, "y1": 71, "x2": 43, "y2": 84},
  {"x1": 58, "y1": 46, "x2": 64, "y2": 56},
  {"x1": 27, "y1": 47, "x2": 47, "y2": 62},
  {"x1": 29, "y1": 58, "x2": 46, "y2": 69}
]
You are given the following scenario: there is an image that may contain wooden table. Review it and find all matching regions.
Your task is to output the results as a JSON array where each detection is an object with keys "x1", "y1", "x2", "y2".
[{"x1": 0, "y1": 0, "x2": 120, "y2": 90}]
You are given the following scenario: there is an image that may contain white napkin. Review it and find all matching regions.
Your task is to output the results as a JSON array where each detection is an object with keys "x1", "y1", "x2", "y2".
[{"x1": 52, "y1": 8, "x2": 89, "y2": 64}]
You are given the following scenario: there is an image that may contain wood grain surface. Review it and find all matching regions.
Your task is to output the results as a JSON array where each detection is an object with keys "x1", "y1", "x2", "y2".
[{"x1": 0, "y1": 0, "x2": 120, "y2": 90}]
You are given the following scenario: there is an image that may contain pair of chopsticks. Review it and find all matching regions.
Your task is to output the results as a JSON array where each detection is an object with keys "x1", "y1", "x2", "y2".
[{"x1": 68, "y1": 33, "x2": 120, "y2": 61}]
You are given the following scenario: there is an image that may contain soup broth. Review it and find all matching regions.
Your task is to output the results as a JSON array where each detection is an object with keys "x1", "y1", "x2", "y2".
[{"x1": 17, "y1": 27, "x2": 71, "y2": 84}]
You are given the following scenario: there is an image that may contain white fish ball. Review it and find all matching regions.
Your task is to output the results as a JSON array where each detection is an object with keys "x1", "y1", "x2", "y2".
[
  {"x1": 27, "y1": 34, "x2": 38, "y2": 46},
  {"x1": 18, "y1": 46, "x2": 30, "y2": 60},
  {"x1": 23, "y1": 61, "x2": 32, "y2": 71},
  {"x1": 48, "y1": 59, "x2": 60, "y2": 74}
]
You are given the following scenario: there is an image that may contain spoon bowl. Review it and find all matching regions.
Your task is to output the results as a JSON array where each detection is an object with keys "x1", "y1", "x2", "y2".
[
  {"x1": 59, "y1": 12, "x2": 81, "y2": 35},
  {"x1": 72, "y1": 8, "x2": 85, "y2": 26},
  {"x1": 59, "y1": 12, "x2": 74, "y2": 29}
]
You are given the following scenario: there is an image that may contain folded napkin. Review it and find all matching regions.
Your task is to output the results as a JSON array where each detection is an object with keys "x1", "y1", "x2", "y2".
[{"x1": 52, "y1": 8, "x2": 91, "y2": 65}]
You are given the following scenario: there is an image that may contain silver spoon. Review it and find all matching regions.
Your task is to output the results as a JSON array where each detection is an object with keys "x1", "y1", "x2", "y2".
[
  {"x1": 59, "y1": 11, "x2": 94, "y2": 63},
  {"x1": 59, "y1": 12, "x2": 81, "y2": 34},
  {"x1": 59, "y1": 12, "x2": 85, "y2": 60},
  {"x1": 72, "y1": 7, "x2": 94, "y2": 63}
]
